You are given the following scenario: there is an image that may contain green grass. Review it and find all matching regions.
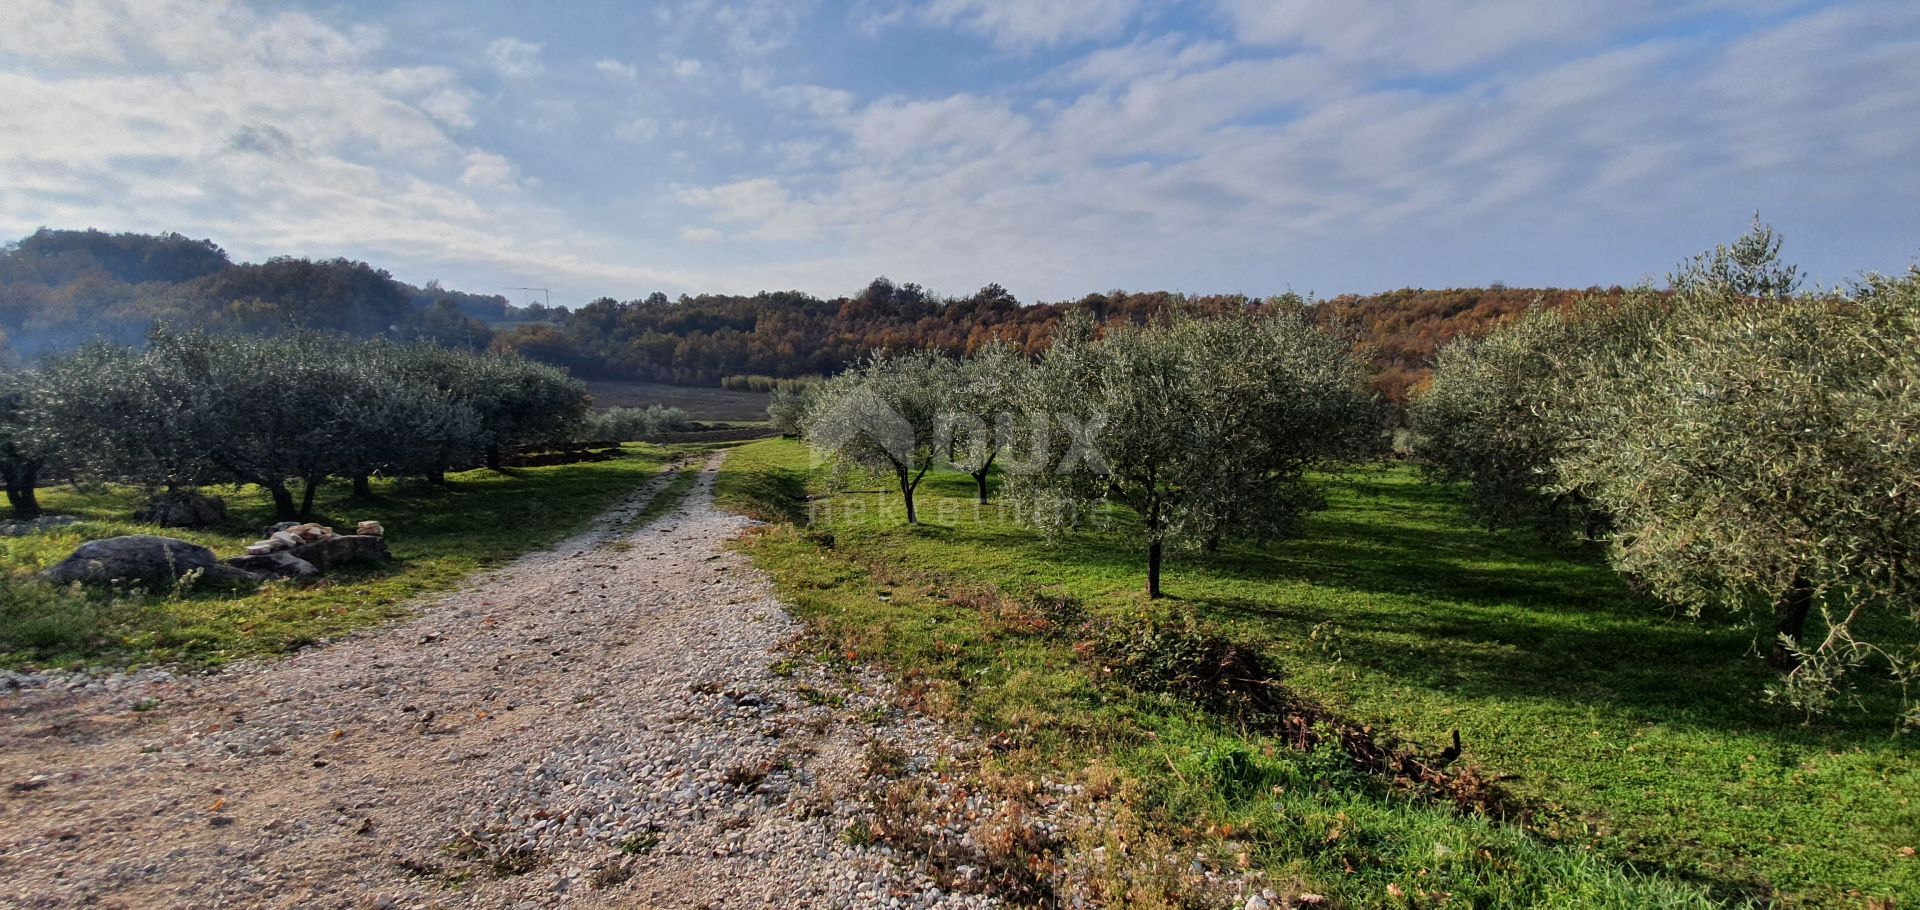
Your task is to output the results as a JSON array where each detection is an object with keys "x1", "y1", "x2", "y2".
[
  {"x1": 717, "y1": 438, "x2": 1919, "y2": 909},
  {"x1": 1, "y1": 445, "x2": 674, "y2": 670}
]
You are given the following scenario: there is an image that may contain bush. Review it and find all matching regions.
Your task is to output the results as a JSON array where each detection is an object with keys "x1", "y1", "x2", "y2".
[{"x1": 580, "y1": 405, "x2": 691, "y2": 443}]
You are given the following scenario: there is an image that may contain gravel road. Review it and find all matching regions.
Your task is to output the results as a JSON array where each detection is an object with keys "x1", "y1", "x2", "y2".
[{"x1": 0, "y1": 454, "x2": 1032, "y2": 909}]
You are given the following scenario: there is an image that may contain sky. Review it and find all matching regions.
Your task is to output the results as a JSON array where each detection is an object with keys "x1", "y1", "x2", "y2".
[{"x1": 0, "y1": 0, "x2": 1916, "y2": 308}]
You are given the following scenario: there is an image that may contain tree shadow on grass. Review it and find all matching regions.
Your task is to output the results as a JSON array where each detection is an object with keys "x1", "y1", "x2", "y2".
[{"x1": 874, "y1": 477, "x2": 1913, "y2": 747}]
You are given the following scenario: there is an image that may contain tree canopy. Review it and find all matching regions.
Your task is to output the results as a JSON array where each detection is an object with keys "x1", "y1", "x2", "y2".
[{"x1": 1007, "y1": 310, "x2": 1385, "y2": 597}]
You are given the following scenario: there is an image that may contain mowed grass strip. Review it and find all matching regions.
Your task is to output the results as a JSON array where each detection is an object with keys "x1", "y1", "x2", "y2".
[
  {"x1": 1, "y1": 444, "x2": 674, "y2": 670},
  {"x1": 717, "y1": 438, "x2": 1919, "y2": 909}
]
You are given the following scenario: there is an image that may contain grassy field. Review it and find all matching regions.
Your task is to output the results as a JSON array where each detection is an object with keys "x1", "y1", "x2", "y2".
[
  {"x1": 582, "y1": 379, "x2": 770, "y2": 422},
  {"x1": 1, "y1": 445, "x2": 674, "y2": 671},
  {"x1": 715, "y1": 438, "x2": 1918, "y2": 909}
]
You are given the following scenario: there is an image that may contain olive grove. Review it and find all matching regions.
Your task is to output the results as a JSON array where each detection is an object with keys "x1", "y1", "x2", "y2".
[{"x1": 15, "y1": 331, "x2": 589, "y2": 521}]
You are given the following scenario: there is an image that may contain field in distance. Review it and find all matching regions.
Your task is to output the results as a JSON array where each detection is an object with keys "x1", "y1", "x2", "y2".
[{"x1": 583, "y1": 380, "x2": 769, "y2": 423}]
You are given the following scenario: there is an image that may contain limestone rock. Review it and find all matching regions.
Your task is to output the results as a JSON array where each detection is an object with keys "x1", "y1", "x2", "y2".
[
  {"x1": 43, "y1": 535, "x2": 220, "y2": 588},
  {"x1": 356, "y1": 520, "x2": 384, "y2": 537}
]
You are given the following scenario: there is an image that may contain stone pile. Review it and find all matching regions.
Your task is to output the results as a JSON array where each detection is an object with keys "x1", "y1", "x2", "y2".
[{"x1": 224, "y1": 519, "x2": 390, "y2": 579}]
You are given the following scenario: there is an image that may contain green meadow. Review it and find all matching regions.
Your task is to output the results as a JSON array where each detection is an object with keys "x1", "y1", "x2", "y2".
[
  {"x1": 1, "y1": 445, "x2": 674, "y2": 670},
  {"x1": 716, "y1": 437, "x2": 1918, "y2": 909}
]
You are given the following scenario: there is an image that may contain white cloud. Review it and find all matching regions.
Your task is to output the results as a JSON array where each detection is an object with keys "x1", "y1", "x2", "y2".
[
  {"x1": 459, "y1": 151, "x2": 519, "y2": 189},
  {"x1": 682, "y1": 1, "x2": 1920, "y2": 298},
  {"x1": 709, "y1": 0, "x2": 817, "y2": 56},
  {"x1": 0, "y1": 0, "x2": 379, "y2": 69},
  {"x1": 680, "y1": 226, "x2": 723, "y2": 242},
  {"x1": 851, "y1": 94, "x2": 1029, "y2": 160},
  {"x1": 0, "y1": 0, "x2": 716, "y2": 298},
  {"x1": 485, "y1": 37, "x2": 544, "y2": 78},
  {"x1": 594, "y1": 58, "x2": 638, "y2": 80},
  {"x1": 613, "y1": 117, "x2": 660, "y2": 142},
  {"x1": 880, "y1": 0, "x2": 1147, "y2": 51},
  {"x1": 1214, "y1": 0, "x2": 1804, "y2": 74},
  {"x1": 671, "y1": 56, "x2": 703, "y2": 78},
  {"x1": 520, "y1": 99, "x2": 580, "y2": 131}
]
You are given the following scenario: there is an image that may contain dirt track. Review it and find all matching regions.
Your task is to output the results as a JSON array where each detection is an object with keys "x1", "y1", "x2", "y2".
[{"x1": 0, "y1": 455, "x2": 1001, "y2": 909}]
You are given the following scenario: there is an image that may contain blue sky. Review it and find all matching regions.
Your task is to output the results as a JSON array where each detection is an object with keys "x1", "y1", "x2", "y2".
[{"x1": 1, "y1": 0, "x2": 1916, "y2": 308}]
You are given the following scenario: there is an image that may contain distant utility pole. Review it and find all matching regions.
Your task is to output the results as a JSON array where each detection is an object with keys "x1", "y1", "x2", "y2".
[{"x1": 509, "y1": 287, "x2": 551, "y2": 307}]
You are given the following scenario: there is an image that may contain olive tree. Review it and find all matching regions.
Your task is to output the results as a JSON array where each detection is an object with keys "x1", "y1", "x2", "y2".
[
  {"x1": 580, "y1": 405, "x2": 691, "y2": 444},
  {"x1": 325, "y1": 341, "x2": 483, "y2": 497},
  {"x1": 1007, "y1": 310, "x2": 1384, "y2": 598},
  {"x1": 398, "y1": 347, "x2": 588, "y2": 471},
  {"x1": 29, "y1": 338, "x2": 220, "y2": 496},
  {"x1": 803, "y1": 350, "x2": 955, "y2": 525},
  {"x1": 1561, "y1": 231, "x2": 1920, "y2": 714},
  {"x1": 0, "y1": 369, "x2": 46, "y2": 518},
  {"x1": 766, "y1": 385, "x2": 815, "y2": 437},
  {"x1": 943, "y1": 341, "x2": 1026, "y2": 504},
  {"x1": 1411, "y1": 294, "x2": 1662, "y2": 539}
]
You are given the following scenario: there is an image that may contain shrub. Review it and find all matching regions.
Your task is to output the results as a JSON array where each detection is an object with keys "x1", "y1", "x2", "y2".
[{"x1": 581, "y1": 405, "x2": 691, "y2": 443}]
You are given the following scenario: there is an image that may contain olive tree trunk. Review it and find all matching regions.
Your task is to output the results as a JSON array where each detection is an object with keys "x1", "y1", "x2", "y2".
[
  {"x1": 352, "y1": 472, "x2": 373, "y2": 498},
  {"x1": 897, "y1": 466, "x2": 918, "y2": 525},
  {"x1": 1769, "y1": 570, "x2": 1814, "y2": 671},
  {"x1": 300, "y1": 474, "x2": 324, "y2": 517},
  {"x1": 268, "y1": 481, "x2": 298, "y2": 520},
  {"x1": 4, "y1": 475, "x2": 40, "y2": 519},
  {"x1": 1147, "y1": 539, "x2": 1164, "y2": 599}
]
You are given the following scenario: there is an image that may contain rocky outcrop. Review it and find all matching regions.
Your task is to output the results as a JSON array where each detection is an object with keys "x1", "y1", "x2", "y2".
[
  {"x1": 276, "y1": 534, "x2": 389, "y2": 571},
  {"x1": 42, "y1": 535, "x2": 241, "y2": 588}
]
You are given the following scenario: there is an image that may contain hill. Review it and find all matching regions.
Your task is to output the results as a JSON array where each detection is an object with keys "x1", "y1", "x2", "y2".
[{"x1": 1, "y1": 228, "x2": 1620, "y2": 400}]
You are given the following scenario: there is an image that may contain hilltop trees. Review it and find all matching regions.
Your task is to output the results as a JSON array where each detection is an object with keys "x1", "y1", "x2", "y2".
[{"x1": 1007, "y1": 310, "x2": 1384, "y2": 598}]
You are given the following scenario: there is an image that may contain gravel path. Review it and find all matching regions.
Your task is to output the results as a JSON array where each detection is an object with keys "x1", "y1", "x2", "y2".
[{"x1": 0, "y1": 454, "x2": 1035, "y2": 909}]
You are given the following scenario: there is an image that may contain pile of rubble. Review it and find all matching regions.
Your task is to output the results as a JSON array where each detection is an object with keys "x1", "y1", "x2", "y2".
[{"x1": 224, "y1": 519, "x2": 389, "y2": 579}]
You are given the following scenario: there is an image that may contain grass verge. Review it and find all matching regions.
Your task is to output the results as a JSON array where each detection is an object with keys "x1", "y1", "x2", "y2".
[
  {"x1": 1, "y1": 444, "x2": 674, "y2": 670},
  {"x1": 716, "y1": 438, "x2": 1917, "y2": 909}
]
